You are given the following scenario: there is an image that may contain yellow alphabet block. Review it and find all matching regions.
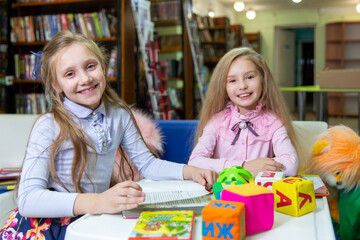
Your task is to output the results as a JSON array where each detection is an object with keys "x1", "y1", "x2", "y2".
[{"x1": 273, "y1": 177, "x2": 316, "y2": 217}]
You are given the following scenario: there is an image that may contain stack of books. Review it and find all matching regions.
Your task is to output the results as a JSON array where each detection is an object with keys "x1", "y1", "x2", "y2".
[{"x1": 0, "y1": 167, "x2": 20, "y2": 194}]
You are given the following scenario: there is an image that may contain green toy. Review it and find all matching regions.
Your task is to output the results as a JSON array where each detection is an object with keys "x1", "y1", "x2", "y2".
[
  {"x1": 213, "y1": 166, "x2": 253, "y2": 200},
  {"x1": 217, "y1": 166, "x2": 253, "y2": 183}
]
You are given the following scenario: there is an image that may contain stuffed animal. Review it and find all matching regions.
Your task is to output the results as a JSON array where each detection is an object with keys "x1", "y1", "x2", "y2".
[
  {"x1": 112, "y1": 108, "x2": 164, "y2": 183},
  {"x1": 307, "y1": 125, "x2": 360, "y2": 240}
]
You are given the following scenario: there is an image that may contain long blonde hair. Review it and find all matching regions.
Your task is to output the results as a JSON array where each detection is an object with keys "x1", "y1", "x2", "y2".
[
  {"x1": 38, "y1": 31, "x2": 138, "y2": 192},
  {"x1": 196, "y1": 47, "x2": 297, "y2": 149}
]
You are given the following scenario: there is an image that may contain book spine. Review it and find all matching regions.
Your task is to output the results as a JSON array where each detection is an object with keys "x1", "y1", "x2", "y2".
[
  {"x1": 67, "y1": 13, "x2": 77, "y2": 34},
  {"x1": 76, "y1": 13, "x2": 90, "y2": 38},
  {"x1": 99, "y1": 9, "x2": 111, "y2": 38},
  {"x1": 43, "y1": 15, "x2": 52, "y2": 41},
  {"x1": 28, "y1": 16, "x2": 35, "y2": 42},
  {"x1": 92, "y1": 12, "x2": 103, "y2": 38},
  {"x1": 84, "y1": 13, "x2": 95, "y2": 39},
  {"x1": 60, "y1": 13, "x2": 69, "y2": 31}
]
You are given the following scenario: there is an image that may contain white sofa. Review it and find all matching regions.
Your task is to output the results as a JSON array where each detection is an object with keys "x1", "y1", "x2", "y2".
[
  {"x1": 0, "y1": 115, "x2": 328, "y2": 227},
  {"x1": 0, "y1": 114, "x2": 38, "y2": 226}
]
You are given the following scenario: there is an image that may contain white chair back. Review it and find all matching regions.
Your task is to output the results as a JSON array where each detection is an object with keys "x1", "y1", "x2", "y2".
[{"x1": 292, "y1": 121, "x2": 328, "y2": 171}]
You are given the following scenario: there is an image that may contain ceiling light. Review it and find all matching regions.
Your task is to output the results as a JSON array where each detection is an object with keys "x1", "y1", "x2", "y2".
[
  {"x1": 246, "y1": 10, "x2": 256, "y2": 20},
  {"x1": 208, "y1": 10, "x2": 215, "y2": 17},
  {"x1": 356, "y1": 3, "x2": 360, "y2": 13},
  {"x1": 234, "y1": 1, "x2": 245, "y2": 12},
  {"x1": 292, "y1": 0, "x2": 302, "y2": 3}
]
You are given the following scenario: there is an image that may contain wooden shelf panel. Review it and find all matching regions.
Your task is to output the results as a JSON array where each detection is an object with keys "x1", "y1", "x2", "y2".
[
  {"x1": 199, "y1": 26, "x2": 226, "y2": 30},
  {"x1": 152, "y1": 19, "x2": 181, "y2": 25},
  {"x1": 159, "y1": 45, "x2": 182, "y2": 53},
  {"x1": 325, "y1": 21, "x2": 360, "y2": 116}
]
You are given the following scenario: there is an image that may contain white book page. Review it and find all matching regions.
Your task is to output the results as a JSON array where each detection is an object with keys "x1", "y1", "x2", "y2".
[{"x1": 138, "y1": 180, "x2": 211, "y2": 205}]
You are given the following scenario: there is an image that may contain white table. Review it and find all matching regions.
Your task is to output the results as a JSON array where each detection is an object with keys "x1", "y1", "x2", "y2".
[{"x1": 65, "y1": 196, "x2": 336, "y2": 240}]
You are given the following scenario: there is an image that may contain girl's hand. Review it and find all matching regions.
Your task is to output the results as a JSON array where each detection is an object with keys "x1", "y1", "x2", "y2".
[
  {"x1": 243, "y1": 158, "x2": 284, "y2": 177},
  {"x1": 183, "y1": 165, "x2": 218, "y2": 191},
  {"x1": 73, "y1": 180, "x2": 145, "y2": 216}
]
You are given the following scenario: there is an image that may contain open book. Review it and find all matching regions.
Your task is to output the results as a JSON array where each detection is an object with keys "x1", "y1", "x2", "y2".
[
  {"x1": 122, "y1": 180, "x2": 212, "y2": 219},
  {"x1": 298, "y1": 174, "x2": 330, "y2": 197}
]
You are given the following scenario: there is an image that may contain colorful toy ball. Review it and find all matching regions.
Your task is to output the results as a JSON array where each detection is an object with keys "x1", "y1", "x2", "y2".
[{"x1": 217, "y1": 166, "x2": 253, "y2": 183}]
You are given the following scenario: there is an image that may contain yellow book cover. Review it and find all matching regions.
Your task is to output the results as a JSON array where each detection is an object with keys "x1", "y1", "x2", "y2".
[{"x1": 128, "y1": 210, "x2": 195, "y2": 240}]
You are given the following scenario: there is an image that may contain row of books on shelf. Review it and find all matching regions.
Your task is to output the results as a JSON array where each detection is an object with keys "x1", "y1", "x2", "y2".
[
  {"x1": 203, "y1": 45, "x2": 226, "y2": 62},
  {"x1": 150, "y1": 0, "x2": 181, "y2": 21},
  {"x1": 14, "y1": 48, "x2": 117, "y2": 81},
  {"x1": 15, "y1": 93, "x2": 49, "y2": 114},
  {"x1": 10, "y1": 9, "x2": 116, "y2": 43},
  {"x1": 194, "y1": 15, "x2": 229, "y2": 29},
  {"x1": 0, "y1": 168, "x2": 20, "y2": 194},
  {"x1": 199, "y1": 29, "x2": 226, "y2": 42},
  {"x1": 159, "y1": 59, "x2": 183, "y2": 79},
  {"x1": 158, "y1": 34, "x2": 182, "y2": 50}
]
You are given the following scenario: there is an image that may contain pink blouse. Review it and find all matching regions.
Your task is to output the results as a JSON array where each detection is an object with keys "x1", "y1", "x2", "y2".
[{"x1": 188, "y1": 102, "x2": 298, "y2": 176}]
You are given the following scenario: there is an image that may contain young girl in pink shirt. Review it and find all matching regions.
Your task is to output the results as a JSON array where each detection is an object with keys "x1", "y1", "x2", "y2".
[{"x1": 188, "y1": 47, "x2": 298, "y2": 177}]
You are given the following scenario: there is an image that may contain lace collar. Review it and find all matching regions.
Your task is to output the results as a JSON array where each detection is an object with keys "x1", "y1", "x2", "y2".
[{"x1": 226, "y1": 101, "x2": 264, "y2": 121}]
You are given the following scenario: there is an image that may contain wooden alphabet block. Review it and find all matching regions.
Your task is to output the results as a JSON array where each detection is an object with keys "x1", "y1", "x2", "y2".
[
  {"x1": 255, "y1": 171, "x2": 285, "y2": 191},
  {"x1": 202, "y1": 200, "x2": 246, "y2": 240},
  {"x1": 273, "y1": 177, "x2": 316, "y2": 217},
  {"x1": 221, "y1": 184, "x2": 274, "y2": 235}
]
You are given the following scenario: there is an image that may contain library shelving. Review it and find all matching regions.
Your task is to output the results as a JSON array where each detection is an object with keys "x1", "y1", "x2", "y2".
[
  {"x1": 8, "y1": 0, "x2": 122, "y2": 114},
  {"x1": 150, "y1": 0, "x2": 192, "y2": 119},
  {"x1": 0, "y1": 0, "x2": 10, "y2": 113},
  {"x1": 230, "y1": 24, "x2": 244, "y2": 49},
  {"x1": 325, "y1": 21, "x2": 360, "y2": 116},
  {"x1": 245, "y1": 32, "x2": 261, "y2": 53},
  {"x1": 130, "y1": 0, "x2": 194, "y2": 119},
  {"x1": 196, "y1": 15, "x2": 230, "y2": 68}
]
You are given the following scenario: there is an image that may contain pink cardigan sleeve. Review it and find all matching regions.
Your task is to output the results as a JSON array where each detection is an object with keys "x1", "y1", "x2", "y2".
[
  {"x1": 271, "y1": 125, "x2": 299, "y2": 176},
  {"x1": 188, "y1": 121, "x2": 229, "y2": 173}
]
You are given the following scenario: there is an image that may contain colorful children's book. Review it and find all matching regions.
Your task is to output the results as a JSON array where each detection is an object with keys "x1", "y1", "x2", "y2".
[
  {"x1": 298, "y1": 174, "x2": 330, "y2": 196},
  {"x1": 128, "y1": 210, "x2": 195, "y2": 240}
]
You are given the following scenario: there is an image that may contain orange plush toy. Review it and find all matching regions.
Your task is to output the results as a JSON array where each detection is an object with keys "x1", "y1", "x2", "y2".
[{"x1": 307, "y1": 125, "x2": 360, "y2": 240}]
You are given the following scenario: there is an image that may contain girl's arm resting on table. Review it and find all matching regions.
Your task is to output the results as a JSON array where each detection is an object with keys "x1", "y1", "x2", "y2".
[
  {"x1": 271, "y1": 125, "x2": 299, "y2": 176},
  {"x1": 73, "y1": 181, "x2": 145, "y2": 216}
]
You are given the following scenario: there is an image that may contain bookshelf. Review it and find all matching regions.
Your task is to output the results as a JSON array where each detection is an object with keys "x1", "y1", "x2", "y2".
[
  {"x1": 245, "y1": 32, "x2": 261, "y2": 53},
  {"x1": 325, "y1": 21, "x2": 360, "y2": 116},
  {"x1": 196, "y1": 15, "x2": 230, "y2": 67},
  {"x1": 230, "y1": 24, "x2": 244, "y2": 49},
  {"x1": 7, "y1": 0, "x2": 123, "y2": 114},
  {"x1": 0, "y1": 0, "x2": 10, "y2": 113},
  {"x1": 147, "y1": 0, "x2": 194, "y2": 119}
]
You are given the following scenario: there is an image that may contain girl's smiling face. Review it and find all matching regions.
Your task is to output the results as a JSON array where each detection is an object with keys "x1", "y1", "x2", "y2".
[
  {"x1": 53, "y1": 43, "x2": 106, "y2": 110},
  {"x1": 226, "y1": 57, "x2": 263, "y2": 114}
]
